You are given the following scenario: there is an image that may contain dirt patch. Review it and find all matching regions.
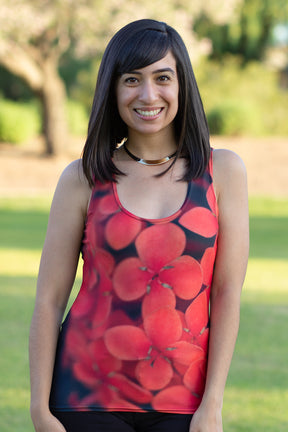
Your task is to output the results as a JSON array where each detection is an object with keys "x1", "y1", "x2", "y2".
[{"x1": 0, "y1": 136, "x2": 287, "y2": 197}]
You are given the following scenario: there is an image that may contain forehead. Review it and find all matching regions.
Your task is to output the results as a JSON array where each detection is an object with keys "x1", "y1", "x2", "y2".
[{"x1": 124, "y1": 51, "x2": 177, "y2": 74}]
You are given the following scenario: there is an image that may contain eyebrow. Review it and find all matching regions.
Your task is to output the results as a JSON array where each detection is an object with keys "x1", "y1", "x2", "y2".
[{"x1": 124, "y1": 67, "x2": 176, "y2": 76}]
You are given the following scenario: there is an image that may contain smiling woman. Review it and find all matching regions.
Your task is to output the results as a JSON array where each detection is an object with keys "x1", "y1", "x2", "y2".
[{"x1": 29, "y1": 19, "x2": 249, "y2": 432}]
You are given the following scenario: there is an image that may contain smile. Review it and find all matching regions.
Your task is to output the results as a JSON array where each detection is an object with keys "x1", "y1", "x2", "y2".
[{"x1": 135, "y1": 108, "x2": 162, "y2": 117}]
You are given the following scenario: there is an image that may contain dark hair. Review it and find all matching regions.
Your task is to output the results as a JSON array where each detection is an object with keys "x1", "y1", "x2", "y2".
[{"x1": 82, "y1": 19, "x2": 210, "y2": 185}]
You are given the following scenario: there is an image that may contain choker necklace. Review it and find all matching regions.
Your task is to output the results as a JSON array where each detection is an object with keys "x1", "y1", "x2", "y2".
[{"x1": 123, "y1": 143, "x2": 177, "y2": 166}]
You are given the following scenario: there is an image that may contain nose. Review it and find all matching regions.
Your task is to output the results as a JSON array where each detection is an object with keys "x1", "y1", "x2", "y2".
[{"x1": 138, "y1": 80, "x2": 158, "y2": 104}]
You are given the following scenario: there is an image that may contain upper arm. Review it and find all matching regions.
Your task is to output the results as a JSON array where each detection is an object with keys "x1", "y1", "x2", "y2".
[
  {"x1": 212, "y1": 149, "x2": 249, "y2": 295},
  {"x1": 36, "y1": 160, "x2": 91, "y2": 312}
]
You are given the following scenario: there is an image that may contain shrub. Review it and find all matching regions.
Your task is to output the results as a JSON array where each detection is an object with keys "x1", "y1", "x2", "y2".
[
  {"x1": 0, "y1": 99, "x2": 41, "y2": 144},
  {"x1": 207, "y1": 100, "x2": 256, "y2": 135},
  {"x1": 196, "y1": 56, "x2": 288, "y2": 136}
]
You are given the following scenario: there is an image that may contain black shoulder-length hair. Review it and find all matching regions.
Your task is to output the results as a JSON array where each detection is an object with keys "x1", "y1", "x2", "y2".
[{"x1": 82, "y1": 19, "x2": 210, "y2": 186}]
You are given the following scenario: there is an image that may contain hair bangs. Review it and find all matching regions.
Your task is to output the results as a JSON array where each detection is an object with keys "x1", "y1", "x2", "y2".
[{"x1": 116, "y1": 30, "x2": 170, "y2": 76}]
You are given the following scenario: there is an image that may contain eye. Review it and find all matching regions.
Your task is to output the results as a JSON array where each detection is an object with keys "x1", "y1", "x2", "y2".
[
  {"x1": 157, "y1": 75, "x2": 171, "y2": 82},
  {"x1": 124, "y1": 76, "x2": 139, "y2": 84}
]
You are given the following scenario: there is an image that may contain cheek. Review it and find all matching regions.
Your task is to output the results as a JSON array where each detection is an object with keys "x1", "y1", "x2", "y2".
[{"x1": 116, "y1": 89, "x2": 134, "y2": 114}]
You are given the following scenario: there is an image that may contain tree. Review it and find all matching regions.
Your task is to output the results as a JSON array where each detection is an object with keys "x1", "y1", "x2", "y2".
[
  {"x1": 0, "y1": 0, "x2": 241, "y2": 154},
  {"x1": 194, "y1": 0, "x2": 288, "y2": 63}
]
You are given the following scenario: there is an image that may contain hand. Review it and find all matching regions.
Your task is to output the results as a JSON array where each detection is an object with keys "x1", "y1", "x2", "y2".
[
  {"x1": 189, "y1": 401, "x2": 223, "y2": 432},
  {"x1": 31, "y1": 410, "x2": 67, "y2": 432}
]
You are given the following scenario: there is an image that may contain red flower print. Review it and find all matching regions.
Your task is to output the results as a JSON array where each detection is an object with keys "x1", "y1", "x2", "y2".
[
  {"x1": 183, "y1": 356, "x2": 207, "y2": 395},
  {"x1": 143, "y1": 307, "x2": 182, "y2": 348},
  {"x1": 104, "y1": 325, "x2": 151, "y2": 361},
  {"x1": 135, "y1": 224, "x2": 185, "y2": 272},
  {"x1": 104, "y1": 307, "x2": 199, "y2": 391},
  {"x1": 70, "y1": 338, "x2": 151, "y2": 409},
  {"x1": 179, "y1": 207, "x2": 218, "y2": 237},
  {"x1": 160, "y1": 255, "x2": 203, "y2": 300},
  {"x1": 113, "y1": 224, "x2": 203, "y2": 313},
  {"x1": 185, "y1": 291, "x2": 209, "y2": 339},
  {"x1": 200, "y1": 247, "x2": 217, "y2": 287},
  {"x1": 142, "y1": 279, "x2": 176, "y2": 317},
  {"x1": 87, "y1": 188, "x2": 144, "y2": 251},
  {"x1": 105, "y1": 212, "x2": 143, "y2": 250},
  {"x1": 152, "y1": 385, "x2": 200, "y2": 412}
]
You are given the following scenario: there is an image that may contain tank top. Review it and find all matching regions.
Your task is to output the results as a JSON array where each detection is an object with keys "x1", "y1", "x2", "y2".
[{"x1": 49, "y1": 151, "x2": 218, "y2": 414}]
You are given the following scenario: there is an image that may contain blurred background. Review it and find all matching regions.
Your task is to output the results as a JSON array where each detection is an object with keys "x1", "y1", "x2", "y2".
[{"x1": 0, "y1": 1, "x2": 287, "y2": 431}]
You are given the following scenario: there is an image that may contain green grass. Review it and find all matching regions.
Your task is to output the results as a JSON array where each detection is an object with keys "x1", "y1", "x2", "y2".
[{"x1": 0, "y1": 195, "x2": 287, "y2": 431}]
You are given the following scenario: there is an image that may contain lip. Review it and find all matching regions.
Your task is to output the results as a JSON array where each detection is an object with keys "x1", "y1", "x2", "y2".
[{"x1": 134, "y1": 107, "x2": 164, "y2": 120}]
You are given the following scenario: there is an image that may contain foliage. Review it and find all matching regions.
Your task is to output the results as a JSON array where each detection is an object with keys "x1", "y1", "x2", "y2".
[
  {"x1": 194, "y1": 0, "x2": 288, "y2": 62},
  {"x1": 0, "y1": 99, "x2": 41, "y2": 144},
  {"x1": 207, "y1": 100, "x2": 255, "y2": 135},
  {"x1": 196, "y1": 56, "x2": 288, "y2": 136}
]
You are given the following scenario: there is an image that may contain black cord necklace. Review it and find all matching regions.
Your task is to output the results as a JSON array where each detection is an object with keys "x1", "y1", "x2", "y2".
[{"x1": 123, "y1": 143, "x2": 177, "y2": 166}]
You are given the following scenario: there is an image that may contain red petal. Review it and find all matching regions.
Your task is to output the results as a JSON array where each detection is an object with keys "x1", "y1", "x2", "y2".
[
  {"x1": 94, "y1": 249, "x2": 115, "y2": 276},
  {"x1": 105, "y1": 212, "x2": 142, "y2": 250},
  {"x1": 135, "y1": 356, "x2": 173, "y2": 390},
  {"x1": 142, "y1": 279, "x2": 176, "y2": 318},
  {"x1": 185, "y1": 291, "x2": 209, "y2": 337},
  {"x1": 165, "y1": 341, "x2": 205, "y2": 366},
  {"x1": 183, "y1": 357, "x2": 207, "y2": 395},
  {"x1": 179, "y1": 207, "x2": 218, "y2": 237},
  {"x1": 108, "y1": 310, "x2": 135, "y2": 327},
  {"x1": 70, "y1": 290, "x2": 95, "y2": 319},
  {"x1": 201, "y1": 247, "x2": 216, "y2": 286},
  {"x1": 73, "y1": 360, "x2": 99, "y2": 387},
  {"x1": 113, "y1": 257, "x2": 150, "y2": 301},
  {"x1": 144, "y1": 307, "x2": 182, "y2": 349},
  {"x1": 136, "y1": 224, "x2": 186, "y2": 272},
  {"x1": 108, "y1": 373, "x2": 152, "y2": 403},
  {"x1": 98, "y1": 194, "x2": 119, "y2": 216},
  {"x1": 160, "y1": 255, "x2": 203, "y2": 300},
  {"x1": 104, "y1": 325, "x2": 150, "y2": 360},
  {"x1": 195, "y1": 327, "x2": 209, "y2": 351},
  {"x1": 91, "y1": 292, "x2": 112, "y2": 327},
  {"x1": 152, "y1": 385, "x2": 200, "y2": 412},
  {"x1": 65, "y1": 326, "x2": 87, "y2": 361},
  {"x1": 105, "y1": 395, "x2": 144, "y2": 412},
  {"x1": 89, "y1": 339, "x2": 122, "y2": 374}
]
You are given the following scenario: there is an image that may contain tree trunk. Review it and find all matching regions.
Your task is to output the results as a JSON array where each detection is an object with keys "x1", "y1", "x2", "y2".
[
  {"x1": 0, "y1": 42, "x2": 68, "y2": 155},
  {"x1": 38, "y1": 59, "x2": 68, "y2": 155}
]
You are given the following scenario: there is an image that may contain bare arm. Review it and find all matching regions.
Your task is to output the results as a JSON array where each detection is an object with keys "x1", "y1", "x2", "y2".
[
  {"x1": 190, "y1": 149, "x2": 249, "y2": 432},
  {"x1": 29, "y1": 160, "x2": 91, "y2": 431}
]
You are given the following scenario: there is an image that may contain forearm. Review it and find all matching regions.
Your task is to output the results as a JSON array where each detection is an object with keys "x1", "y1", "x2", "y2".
[
  {"x1": 202, "y1": 285, "x2": 241, "y2": 408},
  {"x1": 29, "y1": 300, "x2": 64, "y2": 418}
]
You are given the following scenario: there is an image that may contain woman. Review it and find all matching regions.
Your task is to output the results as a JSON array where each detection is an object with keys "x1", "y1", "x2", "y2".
[{"x1": 29, "y1": 19, "x2": 249, "y2": 432}]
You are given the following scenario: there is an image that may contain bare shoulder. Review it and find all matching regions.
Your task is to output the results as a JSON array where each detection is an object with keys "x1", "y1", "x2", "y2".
[
  {"x1": 53, "y1": 159, "x2": 92, "y2": 218},
  {"x1": 212, "y1": 149, "x2": 247, "y2": 200}
]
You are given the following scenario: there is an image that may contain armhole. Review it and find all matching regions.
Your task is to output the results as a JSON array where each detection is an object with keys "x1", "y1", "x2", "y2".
[{"x1": 209, "y1": 148, "x2": 219, "y2": 218}]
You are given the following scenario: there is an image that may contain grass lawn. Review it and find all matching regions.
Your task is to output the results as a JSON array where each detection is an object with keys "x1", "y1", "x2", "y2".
[{"x1": 0, "y1": 195, "x2": 287, "y2": 431}]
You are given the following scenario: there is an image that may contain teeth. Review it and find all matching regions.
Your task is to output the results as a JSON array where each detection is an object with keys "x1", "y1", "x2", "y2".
[{"x1": 136, "y1": 108, "x2": 161, "y2": 117}]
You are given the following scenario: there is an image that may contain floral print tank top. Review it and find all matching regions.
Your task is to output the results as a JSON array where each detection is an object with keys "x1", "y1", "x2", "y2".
[{"x1": 49, "y1": 152, "x2": 218, "y2": 414}]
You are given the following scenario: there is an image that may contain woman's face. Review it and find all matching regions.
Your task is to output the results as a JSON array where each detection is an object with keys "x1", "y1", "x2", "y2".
[{"x1": 116, "y1": 51, "x2": 179, "y2": 138}]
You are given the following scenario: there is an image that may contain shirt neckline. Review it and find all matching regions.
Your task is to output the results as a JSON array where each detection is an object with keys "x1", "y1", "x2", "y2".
[{"x1": 112, "y1": 181, "x2": 191, "y2": 224}]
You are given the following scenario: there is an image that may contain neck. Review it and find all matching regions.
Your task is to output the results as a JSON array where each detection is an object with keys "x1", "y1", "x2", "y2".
[{"x1": 126, "y1": 130, "x2": 177, "y2": 161}]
